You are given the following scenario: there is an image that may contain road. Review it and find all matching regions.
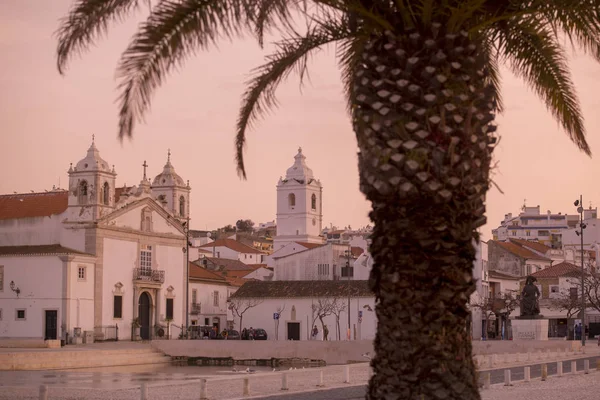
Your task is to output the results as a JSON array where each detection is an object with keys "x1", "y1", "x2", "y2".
[{"x1": 253, "y1": 356, "x2": 599, "y2": 400}]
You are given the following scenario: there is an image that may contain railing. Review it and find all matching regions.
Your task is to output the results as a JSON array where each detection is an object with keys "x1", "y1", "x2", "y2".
[
  {"x1": 94, "y1": 325, "x2": 118, "y2": 341},
  {"x1": 133, "y1": 268, "x2": 165, "y2": 283},
  {"x1": 191, "y1": 303, "x2": 201, "y2": 315}
]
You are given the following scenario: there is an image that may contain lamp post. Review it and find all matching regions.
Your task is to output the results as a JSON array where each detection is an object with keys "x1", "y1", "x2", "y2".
[
  {"x1": 345, "y1": 245, "x2": 352, "y2": 340},
  {"x1": 574, "y1": 196, "x2": 587, "y2": 346},
  {"x1": 182, "y1": 217, "x2": 191, "y2": 338}
]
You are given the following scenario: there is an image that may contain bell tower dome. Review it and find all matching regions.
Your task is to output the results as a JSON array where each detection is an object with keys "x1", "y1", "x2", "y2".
[
  {"x1": 151, "y1": 149, "x2": 191, "y2": 223},
  {"x1": 274, "y1": 147, "x2": 324, "y2": 250},
  {"x1": 67, "y1": 136, "x2": 117, "y2": 221}
]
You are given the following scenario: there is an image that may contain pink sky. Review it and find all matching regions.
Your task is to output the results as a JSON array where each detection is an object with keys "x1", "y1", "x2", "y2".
[{"x1": 1, "y1": 1, "x2": 599, "y2": 239}]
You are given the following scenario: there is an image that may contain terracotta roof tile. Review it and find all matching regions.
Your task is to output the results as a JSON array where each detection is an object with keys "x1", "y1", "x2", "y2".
[
  {"x1": 230, "y1": 280, "x2": 372, "y2": 298},
  {"x1": 0, "y1": 191, "x2": 68, "y2": 220},
  {"x1": 0, "y1": 245, "x2": 93, "y2": 256},
  {"x1": 189, "y1": 262, "x2": 227, "y2": 281},
  {"x1": 295, "y1": 242, "x2": 325, "y2": 249},
  {"x1": 193, "y1": 257, "x2": 252, "y2": 271},
  {"x1": 199, "y1": 239, "x2": 264, "y2": 254},
  {"x1": 492, "y1": 241, "x2": 551, "y2": 261},
  {"x1": 531, "y1": 262, "x2": 581, "y2": 278},
  {"x1": 488, "y1": 270, "x2": 520, "y2": 280},
  {"x1": 509, "y1": 239, "x2": 553, "y2": 255}
]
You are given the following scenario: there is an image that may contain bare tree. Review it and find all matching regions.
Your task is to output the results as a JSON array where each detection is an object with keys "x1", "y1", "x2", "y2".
[
  {"x1": 228, "y1": 298, "x2": 263, "y2": 331},
  {"x1": 311, "y1": 298, "x2": 336, "y2": 340},
  {"x1": 470, "y1": 291, "x2": 519, "y2": 340},
  {"x1": 274, "y1": 304, "x2": 286, "y2": 341},
  {"x1": 331, "y1": 298, "x2": 347, "y2": 340},
  {"x1": 549, "y1": 288, "x2": 582, "y2": 339}
]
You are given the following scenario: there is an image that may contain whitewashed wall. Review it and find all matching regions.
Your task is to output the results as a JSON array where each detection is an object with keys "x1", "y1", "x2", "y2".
[
  {"x1": 266, "y1": 242, "x2": 311, "y2": 268},
  {"x1": 274, "y1": 244, "x2": 359, "y2": 281},
  {"x1": 0, "y1": 216, "x2": 63, "y2": 246},
  {"x1": 0, "y1": 255, "x2": 94, "y2": 339},
  {"x1": 189, "y1": 280, "x2": 229, "y2": 328},
  {"x1": 66, "y1": 258, "x2": 95, "y2": 333},
  {"x1": 230, "y1": 296, "x2": 376, "y2": 341}
]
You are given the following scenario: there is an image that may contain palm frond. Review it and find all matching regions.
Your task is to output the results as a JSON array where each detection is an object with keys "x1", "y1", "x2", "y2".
[
  {"x1": 481, "y1": 36, "x2": 503, "y2": 113},
  {"x1": 253, "y1": 0, "x2": 297, "y2": 47},
  {"x1": 56, "y1": 0, "x2": 141, "y2": 74},
  {"x1": 235, "y1": 18, "x2": 352, "y2": 178},
  {"x1": 497, "y1": 20, "x2": 590, "y2": 155},
  {"x1": 115, "y1": 0, "x2": 253, "y2": 141},
  {"x1": 337, "y1": 35, "x2": 367, "y2": 114}
]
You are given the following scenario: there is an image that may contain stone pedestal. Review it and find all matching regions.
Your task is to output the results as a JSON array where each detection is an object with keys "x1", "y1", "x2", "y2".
[{"x1": 512, "y1": 318, "x2": 549, "y2": 341}]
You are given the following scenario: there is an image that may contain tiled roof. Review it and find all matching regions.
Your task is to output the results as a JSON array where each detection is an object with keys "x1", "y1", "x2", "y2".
[
  {"x1": 189, "y1": 262, "x2": 227, "y2": 281},
  {"x1": 230, "y1": 280, "x2": 372, "y2": 299},
  {"x1": 194, "y1": 257, "x2": 252, "y2": 271},
  {"x1": 509, "y1": 239, "x2": 553, "y2": 255},
  {"x1": 0, "y1": 245, "x2": 93, "y2": 257},
  {"x1": 295, "y1": 242, "x2": 325, "y2": 249},
  {"x1": 0, "y1": 191, "x2": 68, "y2": 220},
  {"x1": 492, "y1": 241, "x2": 551, "y2": 261},
  {"x1": 488, "y1": 270, "x2": 520, "y2": 280},
  {"x1": 531, "y1": 262, "x2": 581, "y2": 278},
  {"x1": 199, "y1": 239, "x2": 264, "y2": 254}
]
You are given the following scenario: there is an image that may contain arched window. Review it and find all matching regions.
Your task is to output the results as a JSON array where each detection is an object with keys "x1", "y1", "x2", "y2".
[
  {"x1": 288, "y1": 193, "x2": 295, "y2": 208},
  {"x1": 179, "y1": 196, "x2": 186, "y2": 217},
  {"x1": 102, "y1": 182, "x2": 110, "y2": 205},
  {"x1": 78, "y1": 181, "x2": 88, "y2": 204},
  {"x1": 311, "y1": 194, "x2": 317, "y2": 210}
]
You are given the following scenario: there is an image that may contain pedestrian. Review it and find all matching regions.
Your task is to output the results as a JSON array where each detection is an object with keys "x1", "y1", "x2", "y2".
[
  {"x1": 323, "y1": 325, "x2": 329, "y2": 341},
  {"x1": 249, "y1": 327, "x2": 255, "y2": 340}
]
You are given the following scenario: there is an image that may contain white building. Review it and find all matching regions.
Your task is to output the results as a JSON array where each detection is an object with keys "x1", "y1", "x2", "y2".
[
  {"x1": 228, "y1": 280, "x2": 375, "y2": 341},
  {"x1": 0, "y1": 140, "x2": 190, "y2": 342},
  {"x1": 492, "y1": 205, "x2": 581, "y2": 248},
  {"x1": 198, "y1": 239, "x2": 266, "y2": 264},
  {"x1": 273, "y1": 148, "x2": 324, "y2": 251},
  {"x1": 188, "y1": 263, "x2": 232, "y2": 333}
]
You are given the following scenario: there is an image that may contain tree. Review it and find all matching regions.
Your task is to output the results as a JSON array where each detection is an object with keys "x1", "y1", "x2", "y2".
[
  {"x1": 228, "y1": 298, "x2": 263, "y2": 331},
  {"x1": 311, "y1": 298, "x2": 336, "y2": 339},
  {"x1": 470, "y1": 290, "x2": 519, "y2": 340},
  {"x1": 236, "y1": 219, "x2": 255, "y2": 232},
  {"x1": 56, "y1": 2, "x2": 599, "y2": 398},
  {"x1": 274, "y1": 304, "x2": 286, "y2": 341},
  {"x1": 549, "y1": 288, "x2": 582, "y2": 339},
  {"x1": 331, "y1": 298, "x2": 348, "y2": 340}
]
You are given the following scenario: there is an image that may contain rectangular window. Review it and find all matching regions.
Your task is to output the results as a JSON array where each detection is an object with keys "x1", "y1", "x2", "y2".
[
  {"x1": 570, "y1": 287, "x2": 578, "y2": 300},
  {"x1": 78, "y1": 266, "x2": 86, "y2": 281},
  {"x1": 140, "y1": 245, "x2": 152, "y2": 273},
  {"x1": 213, "y1": 291, "x2": 219, "y2": 307},
  {"x1": 204, "y1": 318, "x2": 210, "y2": 325},
  {"x1": 16, "y1": 309, "x2": 26, "y2": 320},
  {"x1": 0, "y1": 265, "x2": 3, "y2": 291},
  {"x1": 0, "y1": 309, "x2": 2, "y2": 320},
  {"x1": 526, "y1": 230, "x2": 531, "y2": 236},
  {"x1": 113, "y1": 295, "x2": 123, "y2": 319},
  {"x1": 192, "y1": 289, "x2": 197, "y2": 304},
  {"x1": 550, "y1": 286, "x2": 559, "y2": 294},
  {"x1": 538, "y1": 230, "x2": 550, "y2": 237},
  {"x1": 166, "y1": 298, "x2": 174, "y2": 320}
]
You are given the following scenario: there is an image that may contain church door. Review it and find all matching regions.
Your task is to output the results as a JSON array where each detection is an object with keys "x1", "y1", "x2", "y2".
[{"x1": 139, "y1": 292, "x2": 151, "y2": 340}]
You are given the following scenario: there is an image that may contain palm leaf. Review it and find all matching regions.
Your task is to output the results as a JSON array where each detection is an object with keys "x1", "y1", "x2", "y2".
[
  {"x1": 114, "y1": 0, "x2": 254, "y2": 141},
  {"x1": 235, "y1": 19, "x2": 352, "y2": 178},
  {"x1": 253, "y1": 0, "x2": 298, "y2": 47},
  {"x1": 497, "y1": 20, "x2": 590, "y2": 155},
  {"x1": 56, "y1": 0, "x2": 141, "y2": 74}
]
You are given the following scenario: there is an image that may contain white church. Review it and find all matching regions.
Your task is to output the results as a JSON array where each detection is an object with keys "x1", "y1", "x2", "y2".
[{"x1": 0, "y1": 139, "x2": 190, "y2": 342}]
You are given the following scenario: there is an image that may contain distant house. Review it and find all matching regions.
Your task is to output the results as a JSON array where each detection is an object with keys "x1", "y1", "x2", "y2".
[
  {"x1": 188, "y1": 263, "x2": 231, "y2": 332},
  {"x1": 228, "y1": 280, "x2": 375, "y2": 340},
  {"x1": 488, "y1": 240, "x2": 553, "y2": 277},
  {"x1": 199, "y1": 239, "x2": 266, "y2": 265}
]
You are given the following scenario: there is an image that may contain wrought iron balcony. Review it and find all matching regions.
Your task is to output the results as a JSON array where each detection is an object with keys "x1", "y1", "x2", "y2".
[
  {"x1": 191, "y1": 303, "x2": 201, "y2": 315},
  {"x1": 133, "y1": 268, "x2": 165, "y2": 284}
]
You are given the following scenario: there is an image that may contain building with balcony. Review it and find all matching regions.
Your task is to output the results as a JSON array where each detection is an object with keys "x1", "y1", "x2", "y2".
[{"x1": 0, "y1": 140, "x2": 189, "y2": 342}]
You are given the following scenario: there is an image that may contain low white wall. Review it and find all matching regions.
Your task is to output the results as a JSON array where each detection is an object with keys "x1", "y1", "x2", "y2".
[
  {"x1": 152, "y1": 339, "x2": 374, "y2": 365},
  {"x1": 472, "y1": 340, "x2": 581, "y2": 355}
]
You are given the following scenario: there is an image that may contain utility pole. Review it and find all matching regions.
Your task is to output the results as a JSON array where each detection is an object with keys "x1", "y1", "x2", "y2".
[
  {"x1": 183, "y1": 216, "x2": 190, "y2": 338},
  {"x1": 575, "y1": 196, "x2": 587, "y2": 346},
  {"x1": 346, "y1": 244, "x2": 351, "y2": 340}
]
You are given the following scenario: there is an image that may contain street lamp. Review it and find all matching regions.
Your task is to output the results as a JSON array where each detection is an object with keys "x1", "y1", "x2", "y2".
[
  {"x1": 345, "y1": 245, "x2": 352, "y2": 340},
  {"x1": 574, "y1": 196, "x2": 587, "y2": 346},
  {"x1": 182, "y1": 218, "x2": 191, "y2": 338}
]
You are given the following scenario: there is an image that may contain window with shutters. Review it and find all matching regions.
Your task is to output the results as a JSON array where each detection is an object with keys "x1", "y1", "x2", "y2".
[
  {"x1": 113, "y1": 295, "x2": 123, "y2": 319},
  {"x1": 213, "y1": 291, "x2": 219, "y2": 307}
]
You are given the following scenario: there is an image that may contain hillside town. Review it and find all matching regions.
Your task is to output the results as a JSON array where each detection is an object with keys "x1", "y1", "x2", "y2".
[{"x1": 1, "y1": 139, "x2": 597, "y2": 347}]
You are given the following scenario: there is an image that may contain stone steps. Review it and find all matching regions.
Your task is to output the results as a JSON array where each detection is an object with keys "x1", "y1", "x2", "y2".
[{"x1": 0, "y1": 347, "x2": 172, "y2": 371}]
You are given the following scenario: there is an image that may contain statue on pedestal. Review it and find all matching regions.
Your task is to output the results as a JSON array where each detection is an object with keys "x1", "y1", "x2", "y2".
[{"x1": 520, "y1": 275, "x2": 541, "y2": 318}]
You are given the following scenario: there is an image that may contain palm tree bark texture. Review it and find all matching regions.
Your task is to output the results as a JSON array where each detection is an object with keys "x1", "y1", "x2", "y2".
[{"x1": 355, "y1": 25, "x2": 494, "y2": 399}]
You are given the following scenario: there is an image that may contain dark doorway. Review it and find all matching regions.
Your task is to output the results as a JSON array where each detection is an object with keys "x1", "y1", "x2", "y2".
[
  {"x1": 287, "y1": 322, "x2": 300, "y2": 341},
  {"x1": 44, "y1": 310, "x2": 58, "y2": 340},
  {"x1": 139, "y1": 292, "x2": 151, "y2": 340}
]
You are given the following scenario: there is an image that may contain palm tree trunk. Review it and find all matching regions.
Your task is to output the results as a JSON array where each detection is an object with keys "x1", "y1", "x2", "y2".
[{"x1": 354, "y1": 25, "x2": 496, "y2": 399}]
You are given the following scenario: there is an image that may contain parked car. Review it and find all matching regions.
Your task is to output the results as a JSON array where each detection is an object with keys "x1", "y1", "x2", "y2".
[
  {"x1": 225, "y1": 329, "x2": 241, "y2": 340},
  {"x1": 253, "y1": 328, "x2": 268, "y2": 340}
]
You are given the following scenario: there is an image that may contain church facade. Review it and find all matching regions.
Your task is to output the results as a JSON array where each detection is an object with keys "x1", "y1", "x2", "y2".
[{"x1": 0, "y1": 139, "x2": 190, "y2": 342}]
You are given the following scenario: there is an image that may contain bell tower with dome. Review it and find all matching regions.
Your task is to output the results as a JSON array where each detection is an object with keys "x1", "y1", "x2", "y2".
[
  {"x1": 151, "y1": 149, "x2": 191, "y2": 223},
  {"x1": 67, "y1": 136, "x2": 117, "y2": 221},
  {"x1": 274, "y1": 147, "x2": 324, "y2": 251}
]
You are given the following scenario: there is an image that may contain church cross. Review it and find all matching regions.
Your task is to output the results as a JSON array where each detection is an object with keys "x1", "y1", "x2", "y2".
[
  {"x1": 142, "y1": 160, "x2": 148, "y2": 180},
  {"x1": 92, "y1": 134, "x2": 95, "y2": 143},
  {"x1": 167, "y1": 148, "x2": 171, "y2": 162}
]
